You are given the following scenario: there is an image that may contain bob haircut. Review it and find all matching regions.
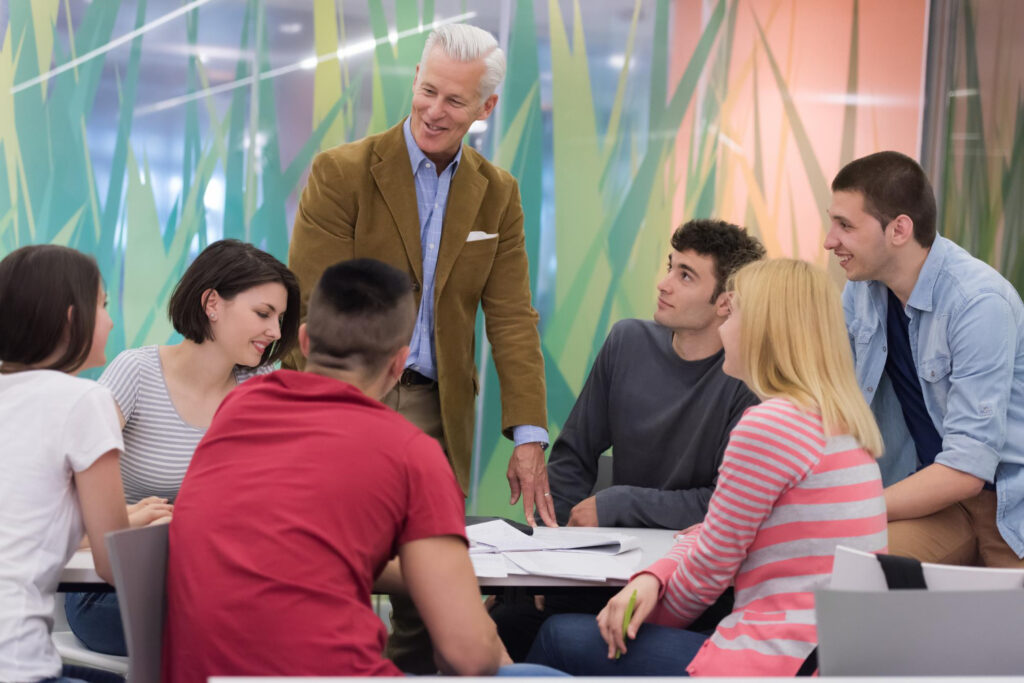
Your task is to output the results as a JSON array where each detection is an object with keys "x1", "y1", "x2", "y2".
[
  {"x1": 730, "y1": 258, "x2": 883, "y2": 457},
  {"x1": 168, "y1": 240, "x2": 300, "y2": 366},
  {"x1": 0, "y1": 245, "x2": 102, "y2": 374}
]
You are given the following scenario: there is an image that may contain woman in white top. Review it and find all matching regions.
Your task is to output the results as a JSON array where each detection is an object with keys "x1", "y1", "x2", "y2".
[
  {"x1": 66, "y1": 239, "x2": 301, "y2": 656},
  {"x1": 0, "y1": 245, "x2": 130, "y2": 683}
]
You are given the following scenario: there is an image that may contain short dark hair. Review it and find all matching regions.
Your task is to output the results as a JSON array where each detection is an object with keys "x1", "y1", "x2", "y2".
[
  {"x1": 168, "y1": 240, "x2": 300, "y2": 365},
  {"x1": 306, "y1": 259, "x2": 416, "y2": 376},
  {"x1": 670, "y1": 219, "x2": 766, "y2": 300},
  {"x1": 0, "y1": 245, "x2": 101, "y2": 373},
  {"x1": 831, "y1": 151, "x2": 937, "y2": 247}
]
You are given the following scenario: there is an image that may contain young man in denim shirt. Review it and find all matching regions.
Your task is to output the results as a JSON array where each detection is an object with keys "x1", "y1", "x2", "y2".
[{"x1": 824, "y1": 150, "x2": 1024, "y2": 567}]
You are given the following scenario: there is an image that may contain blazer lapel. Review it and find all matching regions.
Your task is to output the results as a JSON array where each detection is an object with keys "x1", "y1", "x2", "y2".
[
  {"x1": 371, "y1": 123, "x2": 423, "y2": 282},
  {"x1": 434, "y1": 150, "x2": 487, "y2": 297}
]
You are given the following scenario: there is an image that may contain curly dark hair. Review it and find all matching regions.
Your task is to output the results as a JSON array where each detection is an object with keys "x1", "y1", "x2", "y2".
[{"x1": 670, "y1": 219, "x2": 766, "y2": 301}]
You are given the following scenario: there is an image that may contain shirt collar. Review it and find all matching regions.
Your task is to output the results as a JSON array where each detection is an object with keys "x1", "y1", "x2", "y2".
[
  {"x1": 906, "y1": 236, "x2": 949, "y2": 313},
  {"x1": 402, "y1": 117, "x2": 462, "y2": 175}
]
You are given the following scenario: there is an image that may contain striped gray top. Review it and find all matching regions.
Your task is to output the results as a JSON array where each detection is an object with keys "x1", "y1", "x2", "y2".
[{"x1": 99, "y1": 345, "x2": 269, "y2": 503}]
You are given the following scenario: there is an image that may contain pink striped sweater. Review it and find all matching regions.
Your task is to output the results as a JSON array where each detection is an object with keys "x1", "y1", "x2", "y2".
[{"x1": 644, "y1": 398, "x2": 887, "y2": 676}]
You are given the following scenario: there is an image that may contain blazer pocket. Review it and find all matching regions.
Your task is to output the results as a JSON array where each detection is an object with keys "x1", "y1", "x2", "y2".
[{"x1": 466, "y1": 230, "x2": 498, "y2": 242}]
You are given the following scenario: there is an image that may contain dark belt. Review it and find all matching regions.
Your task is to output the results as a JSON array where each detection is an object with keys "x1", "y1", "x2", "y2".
[{"x1": 400, "y1": 368, "x2": 436, "y2": 387}]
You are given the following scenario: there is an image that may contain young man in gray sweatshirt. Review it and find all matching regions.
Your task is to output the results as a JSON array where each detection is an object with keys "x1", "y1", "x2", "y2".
[
  {"x1": 549, "y1": 218, "x2": 764, "y2": 529},
  {"x1": 493, "y1": 219, "x2": 764, "y2": 660}
]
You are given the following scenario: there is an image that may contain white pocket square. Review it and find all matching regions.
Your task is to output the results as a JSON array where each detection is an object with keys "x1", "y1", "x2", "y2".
[{"x1": 466, "y1": 231, "x2": 498, "y2": 242}]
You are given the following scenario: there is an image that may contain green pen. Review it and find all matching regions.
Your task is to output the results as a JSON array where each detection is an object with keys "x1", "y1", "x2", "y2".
[{"x1": 615, "y1": 589, "x2": 638, "y2": 660}]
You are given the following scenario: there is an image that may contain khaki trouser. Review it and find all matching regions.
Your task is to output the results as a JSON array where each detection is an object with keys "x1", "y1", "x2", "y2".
[
  {"x1": 888, "y1": 489, "x2": 1024, "y2": 568},
  {"x1": 380, "y1": 379, "x2": 448, "y2": 674}
]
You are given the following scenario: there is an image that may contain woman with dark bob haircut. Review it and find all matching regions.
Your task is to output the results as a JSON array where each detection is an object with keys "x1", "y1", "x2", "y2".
[
  {"x1": 66, "y1": 239, "x2": 300, "y2": 656},
  {"x1": 0, "y1": 245, "x2": 130, "y2": 683}
]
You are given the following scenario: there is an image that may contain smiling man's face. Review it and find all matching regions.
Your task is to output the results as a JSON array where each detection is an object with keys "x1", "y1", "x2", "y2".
[
  {"x1": 409, "y1": 47, "x2": 497, "y2": 169},
  {"x1": 825, "y1": 189, "x2": 893, "y2": 282}
]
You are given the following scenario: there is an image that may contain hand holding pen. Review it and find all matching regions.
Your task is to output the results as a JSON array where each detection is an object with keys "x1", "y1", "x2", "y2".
[{"x1": 595, "y1": 573, "x2": 661, "y2": 659}]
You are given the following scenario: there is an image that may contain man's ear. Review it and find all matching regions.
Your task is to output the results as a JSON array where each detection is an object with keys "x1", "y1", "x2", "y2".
[
  {"x1": 298, "y1": 323, "x2": 310, "y2": 359},
  {"x1": 390, "y1": 346, "x2": 411, "y2": 381},
  {"x1": 477, "y1": 93, "x2": 498, "y2": 121},
  {"x1": 888, "y1": 214, "x2": 915, "y2": 247},
  {"x1": 713, "y1": 290, "x2": 732, "y2": 318}
]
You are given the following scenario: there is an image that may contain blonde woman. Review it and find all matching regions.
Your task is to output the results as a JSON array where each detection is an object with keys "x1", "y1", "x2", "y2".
[{"x1": 527, "y1": 259, "x2": 887, "y2": 676}]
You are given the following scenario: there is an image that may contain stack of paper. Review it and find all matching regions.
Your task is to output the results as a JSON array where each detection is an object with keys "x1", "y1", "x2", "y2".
[{"x1": 466, "y1": 520, "x2": 642, "y2": 581}]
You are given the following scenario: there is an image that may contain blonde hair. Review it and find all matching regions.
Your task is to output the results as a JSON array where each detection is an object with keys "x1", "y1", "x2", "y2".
[{"x1": 730, "y1": 259, "x2": 883, "y2": 457}]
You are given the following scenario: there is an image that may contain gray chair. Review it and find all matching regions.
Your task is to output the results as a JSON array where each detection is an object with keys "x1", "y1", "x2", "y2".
[
  {"x1": 816, "y1": 545, "x2": 1024, "y2": 675},
  {"x1": 105, "y1": 523, "x2": 169, "y2": 683}
]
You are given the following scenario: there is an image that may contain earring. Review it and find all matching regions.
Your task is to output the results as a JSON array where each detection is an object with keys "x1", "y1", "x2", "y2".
[{"x1": 209, "y1": 313, "x2": 218, "y2": 322}]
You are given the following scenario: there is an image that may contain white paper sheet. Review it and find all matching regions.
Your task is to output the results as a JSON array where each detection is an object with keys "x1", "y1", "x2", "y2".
[
  {"x1": 466, "y1": 521, "x2": 640, "y2": 556},
  {"x1": 502, "y1": 548, "x2": 643, "y2": 582},
  {"x1": 466, "y1": 520, "x2": 546, "y2": 554},
  {"x1": 530, "y1": 528, "x2": 640, "y2": 555},
  {"x1": 470, "y1": 553, "x2": 509, "y2": 578}
]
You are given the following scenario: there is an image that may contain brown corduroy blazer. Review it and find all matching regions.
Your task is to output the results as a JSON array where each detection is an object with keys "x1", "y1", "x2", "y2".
[{"x1": 286, "y1": 120, "x2": 547, "y2": 493}]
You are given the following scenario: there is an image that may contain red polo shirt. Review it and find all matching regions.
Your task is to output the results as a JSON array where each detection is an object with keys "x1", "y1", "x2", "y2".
[{"x1": 163, "y1": 370, "x2": 466, "y2": 681}]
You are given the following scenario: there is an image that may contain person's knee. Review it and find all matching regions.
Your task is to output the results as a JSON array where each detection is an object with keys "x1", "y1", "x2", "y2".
[
  {"x1": 889, "y1": 513, "x2": 978, "y2": 565},
  {"x1": 526, "y1": 613, "x2": 597, "y2": 667}
]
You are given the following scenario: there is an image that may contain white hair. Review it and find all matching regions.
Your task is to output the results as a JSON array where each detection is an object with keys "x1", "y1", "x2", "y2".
[{"x1": 420, "y1": 24, "x2": 506, "y2": 100}]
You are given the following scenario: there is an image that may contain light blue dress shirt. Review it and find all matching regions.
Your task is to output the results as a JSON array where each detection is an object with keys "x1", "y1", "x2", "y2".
[
  {"x1": 843, "y1": 236, "x2": 1024, "y2": 557},
  {"x1": 401, "y1": 119, "x2": 547, "y2": 448}
]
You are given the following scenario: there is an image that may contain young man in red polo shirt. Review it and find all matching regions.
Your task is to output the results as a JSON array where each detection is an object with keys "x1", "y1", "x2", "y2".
[{"x1": 163, "y1": 259, "x2": 520, "y2": 680}]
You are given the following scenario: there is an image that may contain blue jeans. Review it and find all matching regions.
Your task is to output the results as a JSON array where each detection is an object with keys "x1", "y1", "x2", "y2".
[
  {"x1": 496, "y1": 663, "x2": 568, "y2": 676},
  {"x1": 64, "y1": 592, "x2": 127, "y2": 656},
  {"x1": 526, "y1": 613, "x2": 707, "y2": 676}
]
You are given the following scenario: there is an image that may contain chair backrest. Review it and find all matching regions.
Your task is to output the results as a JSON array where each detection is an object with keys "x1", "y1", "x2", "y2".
[
  {"x1": 817, "y1": 545, "x2": 1024, "y2": 675},
  {"x1": 829, "y1": 544, "x2": 1024, "y2": 590},
  {"x1": 106, "y1": 523, "x2": 169, "y2": 683}
]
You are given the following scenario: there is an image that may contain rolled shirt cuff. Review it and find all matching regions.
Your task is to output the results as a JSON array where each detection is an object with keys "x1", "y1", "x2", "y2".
[{"x1": 513, "y1": 425, "x2": 549, "y2": 449}]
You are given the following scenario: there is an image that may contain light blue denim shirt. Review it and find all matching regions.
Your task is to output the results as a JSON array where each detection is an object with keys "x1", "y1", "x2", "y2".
[
  {"x1": 401, "y1": 119, "x2": 548, "y2": 448},
  {"x1": 843, "y1": 236, "x2": 1024, "y2": 557}
]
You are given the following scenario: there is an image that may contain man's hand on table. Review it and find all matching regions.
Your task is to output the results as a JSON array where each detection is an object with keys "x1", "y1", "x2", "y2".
[
  {"x1": 507, "y1": 442, "x2": 557, "y2": 527},
  {"x1": 567, "y1": 496, "x2": 599, "y2": 527}
]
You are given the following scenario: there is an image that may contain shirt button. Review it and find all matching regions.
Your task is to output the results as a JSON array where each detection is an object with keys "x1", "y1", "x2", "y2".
[
  {"x1": 429, "y1": 244, "x2": 435, "y2": 250},
  {"x1": 882, "y1": 346, "x2": 887, "y2": 353},
  {"x1": 867, "y1": 386, "x2": 874, "y2": 393},
  {"x1": 425, "y1": 162, "x2": 432, "y2": 168}
]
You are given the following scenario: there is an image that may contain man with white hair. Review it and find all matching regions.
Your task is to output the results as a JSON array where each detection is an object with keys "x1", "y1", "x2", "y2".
[{"x1": 288, "y1": 25, "x2": 552, "y2": 672}]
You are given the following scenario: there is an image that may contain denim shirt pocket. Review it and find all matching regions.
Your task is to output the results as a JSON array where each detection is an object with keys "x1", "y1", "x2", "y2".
[{"x1": 919, "y1": 354, "x2": 952, "y2": 413}]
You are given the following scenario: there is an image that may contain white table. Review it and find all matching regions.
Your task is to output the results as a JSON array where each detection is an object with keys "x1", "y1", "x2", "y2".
[
  {"x1": 59, "y1": 527, "x2": 678, "y2": 592},
  {"x1": 59, "y1": 549, "x2": 109, "y2": 591}
]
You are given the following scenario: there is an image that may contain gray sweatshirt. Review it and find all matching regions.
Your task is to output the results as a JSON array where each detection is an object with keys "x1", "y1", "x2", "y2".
[{"x1": 548, "y1": 318, "x2": 759, "y2": 529}]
